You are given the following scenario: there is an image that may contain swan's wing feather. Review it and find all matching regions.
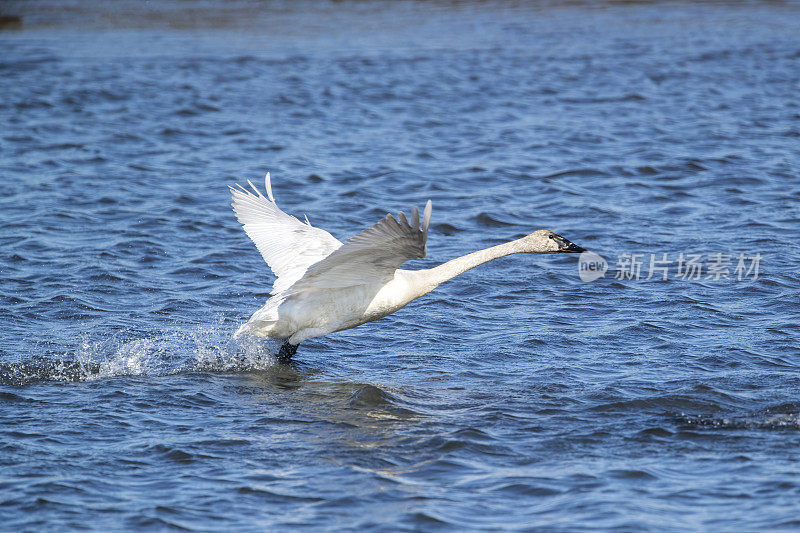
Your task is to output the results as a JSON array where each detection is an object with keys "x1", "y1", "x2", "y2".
[
  {"x1": 422, "y1": 199, "x2": 432, "y2": 243},
  {"x1": 291, "y1": 201, "x2": 433, "y2": 291},
  {"x1": 230, "y1": 173, "x2": 342, "y2": 293}
]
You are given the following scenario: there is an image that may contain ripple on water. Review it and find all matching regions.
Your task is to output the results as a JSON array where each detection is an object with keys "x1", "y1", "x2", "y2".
[
  {"x1": 346, "y1": 384, "x2": 417, "y2": 418},
  {"x1": 2, "y1": 1, "x2": 800, "y2": 531},
  {"x1": 678, "y1": 404, "x2": 800, "y2": 430}
]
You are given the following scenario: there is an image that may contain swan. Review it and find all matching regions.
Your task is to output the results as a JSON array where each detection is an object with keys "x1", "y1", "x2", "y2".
[{"x1": 231, "y1": 172, "x2": 585, "y2": 361}]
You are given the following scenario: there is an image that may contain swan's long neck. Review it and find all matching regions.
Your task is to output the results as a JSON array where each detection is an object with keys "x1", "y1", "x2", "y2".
[{"x1": 408, "y1": 239, "x2": 526, "y2": 297}]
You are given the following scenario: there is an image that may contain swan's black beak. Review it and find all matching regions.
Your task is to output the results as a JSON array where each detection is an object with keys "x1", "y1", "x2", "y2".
[{"x1": 555, "y1": 235, "x2": 586, "y2": 253}]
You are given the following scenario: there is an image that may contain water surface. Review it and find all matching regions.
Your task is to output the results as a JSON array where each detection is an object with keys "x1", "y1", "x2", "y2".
[{"x1": 2, "y1": 1, "x2": 800, "y2": 530}]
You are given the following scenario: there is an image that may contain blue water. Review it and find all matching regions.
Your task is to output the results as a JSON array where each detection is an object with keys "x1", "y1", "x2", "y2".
[{"x1": 2, "y1": 1, "x2": 800, "y2": 530}]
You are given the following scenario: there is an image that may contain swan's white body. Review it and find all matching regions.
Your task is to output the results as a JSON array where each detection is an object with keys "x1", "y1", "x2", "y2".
[
  {"x1": 240, "y1": 270, "x2": 421, "y2": 344},
  {"x1": 231, "y1": 173, "x2": 583, "y2": 348}
]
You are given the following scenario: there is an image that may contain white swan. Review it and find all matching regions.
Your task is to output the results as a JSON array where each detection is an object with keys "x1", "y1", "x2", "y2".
[{"x1": 231, "y1": 172, "x2": 585, "y2": 360}]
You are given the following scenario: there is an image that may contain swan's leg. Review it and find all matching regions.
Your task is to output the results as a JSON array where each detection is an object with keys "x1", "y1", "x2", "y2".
[{"x1": 277, "y1": 342, "x2": 298, "y2": 362}]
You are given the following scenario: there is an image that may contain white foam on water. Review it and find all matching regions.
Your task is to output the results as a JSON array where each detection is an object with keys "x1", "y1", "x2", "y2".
[{"x1": 1, "y1": 318, "x2": 283, "y2": 384}]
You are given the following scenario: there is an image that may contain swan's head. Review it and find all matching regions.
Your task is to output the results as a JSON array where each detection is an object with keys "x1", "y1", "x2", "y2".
[{"x1": 522, "y1": 229, "x2": 586, "y2": 254}]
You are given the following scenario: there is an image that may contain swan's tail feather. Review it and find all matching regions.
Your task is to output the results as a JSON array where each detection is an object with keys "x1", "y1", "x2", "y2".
[
  {"x1": 234, "y1": 318, "x2": 278, "y2": 338},
  {"x1": 233, "y1": 323, "x2": 249, "y2": 338},
  {"x1": 234, "y1": 293, "x2": 287, "y2": 338}
]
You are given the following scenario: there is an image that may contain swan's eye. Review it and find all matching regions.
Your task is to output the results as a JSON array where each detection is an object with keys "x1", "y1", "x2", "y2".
[{"x1": 548, "y1": 235, "x2": 554, "y2": 239}]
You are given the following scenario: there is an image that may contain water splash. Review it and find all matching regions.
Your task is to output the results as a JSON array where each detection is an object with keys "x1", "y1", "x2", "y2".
[
  {"x1": 0, "y1": 320, "x2": 282, "y2": 385},
  {"x1": 678, "y1": 406, "x2": 800, "y2": 430}
]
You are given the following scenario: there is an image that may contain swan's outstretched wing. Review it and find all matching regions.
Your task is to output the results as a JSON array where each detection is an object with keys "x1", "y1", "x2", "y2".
[
  {"x1": 230, "y1": 173, "x2": 342, "y2": 293},
  {"x1": 290, "y1": 200, "x2": 432, "y2": 291}
]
